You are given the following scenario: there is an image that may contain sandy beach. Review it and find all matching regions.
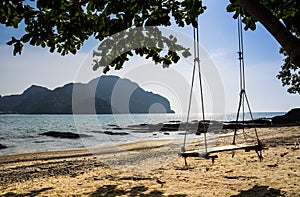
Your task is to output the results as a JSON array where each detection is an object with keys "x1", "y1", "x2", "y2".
[{"x1": 0, "y1": 126, "x2": 299, "y2": 196}]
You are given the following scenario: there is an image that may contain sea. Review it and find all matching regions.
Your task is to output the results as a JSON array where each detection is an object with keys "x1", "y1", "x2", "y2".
[{"x1": 0, "y1": 112, "x2": 284, "y2": 156}]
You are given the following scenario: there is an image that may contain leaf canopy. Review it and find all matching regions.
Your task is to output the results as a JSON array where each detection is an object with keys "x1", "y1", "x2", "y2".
[{"x1": 1, "y1": 0, "x2": 300, "y2": 94}]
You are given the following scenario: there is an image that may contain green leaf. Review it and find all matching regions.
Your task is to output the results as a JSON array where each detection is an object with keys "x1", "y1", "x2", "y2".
[{"x1": 21, "y1": 34, "x2": 31, "y2": 43}]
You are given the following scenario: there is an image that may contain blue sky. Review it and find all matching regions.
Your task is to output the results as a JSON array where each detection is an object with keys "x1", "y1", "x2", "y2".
[{"x1": 0, "y1": 0, "x2": 299, "y2": 114}]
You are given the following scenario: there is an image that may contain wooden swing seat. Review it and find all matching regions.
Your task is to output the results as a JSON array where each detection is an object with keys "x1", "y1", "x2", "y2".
[{"x1": 180, "y1": 143, "x2": 262, "y2": 158}]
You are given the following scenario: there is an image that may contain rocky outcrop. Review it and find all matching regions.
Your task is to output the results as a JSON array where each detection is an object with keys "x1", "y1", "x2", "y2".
[
  {"x1": 0, "y1": 144, "x2": 7, "y2": 149},
  {"x1": 160, "y1": 123, "x2": 180, "y2": 131},
  {"x1": 272, "y1": 108, "x2": 300, "y2": 125},
  {"x1": 39, "y1": 131, "x2": 92, "y2": 139},
  {"x1": 223, "y1": 118, "x2": 272, "y2": 129},
  {"x1": 104, "y1": 131, "x2": 129, "y2": 135}
]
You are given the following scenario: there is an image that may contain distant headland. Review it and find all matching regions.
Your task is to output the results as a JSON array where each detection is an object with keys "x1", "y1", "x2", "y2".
[{"x1": 0, "y1": 75, "x2": 175, "y2": 114}]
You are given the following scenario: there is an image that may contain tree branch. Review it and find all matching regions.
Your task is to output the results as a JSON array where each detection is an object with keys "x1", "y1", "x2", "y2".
[{"x1": 233, "y1": 0, "x2": 300, "y2": 67}]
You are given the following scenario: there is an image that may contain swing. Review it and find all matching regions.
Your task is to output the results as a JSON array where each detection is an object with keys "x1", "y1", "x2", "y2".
[{"x1": 179, "y1": 5, "x2": 264, "y2": 165}]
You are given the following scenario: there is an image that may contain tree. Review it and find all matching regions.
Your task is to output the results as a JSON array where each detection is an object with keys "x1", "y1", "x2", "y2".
[
  {"x1": 227, "y1": 0, "x2": 300, "y2": 94},
  {"x1": 0, "y1": 0, "x2": 299, "y2": 93}
]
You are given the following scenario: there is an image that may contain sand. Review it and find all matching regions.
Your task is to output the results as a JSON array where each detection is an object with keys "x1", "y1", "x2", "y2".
[{"x1": 0, "y1": 126, "x2": 299, "y2": 196}]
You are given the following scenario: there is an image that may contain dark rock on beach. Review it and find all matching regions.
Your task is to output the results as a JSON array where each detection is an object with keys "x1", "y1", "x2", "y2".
[
  {"x1": 112, "y1": 127, "x2": 122, "y2": 130},
  {"x1": 39, "y1": 131, "x2": 92, "y2": 139},
  {"x1": 0, "y1": 144, "x2": 7, "y2": 149},
  {"x1": 272, "y1": 108, "x2": 300, "y2": 125},
  {"x1": 223, "y1": 118, "x2": 272, "y2": 129},
  {"x1": 104, "y1": 131, "x2": 129, "y2": 135},
  {"x1": 160, "y1": 123, "x2": 180, "y2": 131},
  {"x1": 108, "y1": 124, "x2": 118, "y2": 127}
]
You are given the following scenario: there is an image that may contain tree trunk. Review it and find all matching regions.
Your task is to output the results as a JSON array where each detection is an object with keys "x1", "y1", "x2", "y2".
[{"x1": 234, "y1": 0, "x2": 300, "y2": 67}]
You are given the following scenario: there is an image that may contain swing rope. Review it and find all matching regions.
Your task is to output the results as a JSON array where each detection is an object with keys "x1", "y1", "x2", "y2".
[
  {"x1": 182, "y1": 13, "x2": 207, "y2": 154},
  {"x1": 182, "y1": 55, "x2": 196, "y2": 151},
  {"x1": 233, "y1": 9, "x2": 261, "y2": 146},
  {"x1": 180, "y1": 6, "x2": 263, "y2": 163},
  {"x1": 195, "y1": 16, "x2": 208, "y2": 154}
]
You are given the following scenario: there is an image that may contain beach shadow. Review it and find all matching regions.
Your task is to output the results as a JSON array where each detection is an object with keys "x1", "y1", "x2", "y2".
[
  {"x1": 263, "y1": 134, "x2": 300, "y2": 147},
  {"x1": 231, "y1": 185, "x2": 284, "y2": 197},
  {"x1": 90, "y1": 185, "x2": 126, "y2": 197},
  {"x1": 89, "y1": 185, "x2": 187, "y2": 197},
  {"x1": 2, "y1": 187, "x2": 53, "y2": 197}
]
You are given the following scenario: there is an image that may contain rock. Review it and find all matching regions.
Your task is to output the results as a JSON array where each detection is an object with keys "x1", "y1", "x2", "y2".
[
  {"x1": 169, "y1": 120, "x2": 181, "y2": 123},
  {"x1": 39, "y1": 131, "x2": 92, "y2": 139},
  {"x1": 0, "y1": 144, "x2": 7, "y2": 149},
  {"x1": 272, "y1": 108, "x2": 300, "y2": 125},
  {"x1": 108, "y1": 124, "x2": 118, "y2": 127},
  {"x1": 112, "y1": 127, "x2": 122, "y2": 130},
  {"x1": 223, "y1": 118, "x2": 271, "y2": 129},
  {"x1": 160, "y1": 123, "x2": 180, "y2": 131},
  {"x1": 104, "y1": 131, "x2": 129, "y2": 135}
]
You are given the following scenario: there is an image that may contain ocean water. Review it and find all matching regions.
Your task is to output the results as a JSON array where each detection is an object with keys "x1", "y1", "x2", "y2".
[{"x1": 0, "y1": 112, "x2": 284, "y2": 155}]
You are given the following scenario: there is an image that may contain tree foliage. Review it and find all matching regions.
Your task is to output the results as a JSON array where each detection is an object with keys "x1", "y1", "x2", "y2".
[
  {"x1": 0, "y1": 0, "x2": 205, "y2": 70},
  {"x1": 0, "y1": 0, "x2": 299, "y2": 94}
]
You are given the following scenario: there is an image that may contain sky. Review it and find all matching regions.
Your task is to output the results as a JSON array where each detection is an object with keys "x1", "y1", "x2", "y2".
[{"x1": 0, "y1": 0, "x2": 299, "y2": 114}]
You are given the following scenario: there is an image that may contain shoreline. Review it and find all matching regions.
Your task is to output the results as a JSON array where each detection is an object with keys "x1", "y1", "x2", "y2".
[
  {"x1": 1, "y1": 125, "x2": 299, "y2": 196},
  {"x1": 1, "y1": 109, "x2": 299, "y2": 156},
  {"x1": 0, "y1": 139, "x2": 176, "y2": 164},
  {"x1": 2, "y1": 119, "x2": 299, "y2": 157}
]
